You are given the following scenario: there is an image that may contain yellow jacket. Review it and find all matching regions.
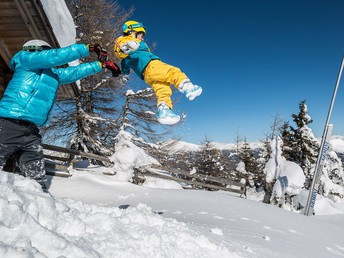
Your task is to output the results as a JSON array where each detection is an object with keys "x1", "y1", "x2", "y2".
[{"x1": 114, "y1": 35, "x2": 159, "y2": 79}]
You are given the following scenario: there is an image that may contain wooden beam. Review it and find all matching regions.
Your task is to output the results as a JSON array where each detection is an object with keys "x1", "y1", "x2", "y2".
[
  {"x1": 42, "y1": 143, "x2": 112, "y2": 163},
  {"x1": 0, "y1": 10, "x2": 21, "y2": 17},
  {"x1": 30, "y1": 0, "x2": 60, "y2": 48},
  {"x1": 44, "y1": 154, "x2": 71, "y2": 163},
  {"x1": 14, "y1": 0, "x2": 43, "y2": 39},
  {"x1": 150, "y1": 164, "x2": 245, "y2": 188},
  {"x1": 0, "y1": 38, "x2": 12, "y2": 66},
  {"x1": 0, "y1": 24, "x2": 28, "y2": 31},
  {"x1": 135, "y1": 169, "x2": 244, "y2": 195}
]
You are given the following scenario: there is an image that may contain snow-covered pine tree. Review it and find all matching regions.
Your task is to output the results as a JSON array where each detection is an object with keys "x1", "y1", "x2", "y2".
[
  {"x1": 238, "y1": 140, "x2": 259, "y2": 188},
  {"x1": 197, "y1": 137, "x2": 226, "y2": 178},
  {"x1": 319, "y1": 148, "x2": 344, "y2": 200},
  {"x1": 280, "y1": 100, "x2": 319, "y2": 185},
  {"x1": 42, "y1": 0, "x2": 132, "y2": 162},
  {"x1": 260, "y1": 138, "x2": 273, "y2": 189},
  {"x1": 260, "y1": 114, "x2": 284, "y2": 202},
  {"x1": 239, "y1": 141, "x2": 256, "y2": 173},
  {"x1": 279, "y1": 121, "x2": 294, "y2": 160},
  {"x1": 263, "y1": 137, "x2": 283, "y2": 204}
]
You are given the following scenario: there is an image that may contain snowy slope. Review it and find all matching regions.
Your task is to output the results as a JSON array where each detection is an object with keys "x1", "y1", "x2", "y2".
[
  {"x1": 3, "y1": 1, "x2": 341, "y2": 257},
  {"x1": 1, "y1": 168, "x2": 344, "y2": 258}
]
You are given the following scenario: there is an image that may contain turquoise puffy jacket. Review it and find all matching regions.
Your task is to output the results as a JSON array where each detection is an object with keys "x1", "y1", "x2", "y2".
[{"x1": 0, "y1": 44, "x2": 102, "y2": 126}]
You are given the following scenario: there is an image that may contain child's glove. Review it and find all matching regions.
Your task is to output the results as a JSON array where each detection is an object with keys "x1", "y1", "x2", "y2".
[
  {"x1": 101, "y1": 61, "x2": 121, "y2": 77},
  {"x1": 120, "y1": 41, "x2": 140, "y2": 54},
  {"x1": 89, "y1": 43, "x2": 108, "y2": 62}
]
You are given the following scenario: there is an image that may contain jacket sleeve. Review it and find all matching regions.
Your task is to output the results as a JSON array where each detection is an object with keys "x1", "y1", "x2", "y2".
[
  {"x1": 15, "y1": 44, "x2": 90, "y2": 70},
  {"x1": 120, "y1": 59, "x2": 131, "y2": 75},
  {"x1": 54, "y1": 61, "x2": 102, "y2": 85}
]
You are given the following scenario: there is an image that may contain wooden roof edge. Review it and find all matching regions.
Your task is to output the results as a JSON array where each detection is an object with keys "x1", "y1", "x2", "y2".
[{"x1": 0, "y1": 39, "x2": 12, "y2": 67}]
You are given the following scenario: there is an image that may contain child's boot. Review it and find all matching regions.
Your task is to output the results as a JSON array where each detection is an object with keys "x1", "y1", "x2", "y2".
[
  {"x1": 178, "y1": 79, "x2": 202, "y2": 101},
  {"x1": 157, "y1": 103, "x2": 180, "y2": 125}
]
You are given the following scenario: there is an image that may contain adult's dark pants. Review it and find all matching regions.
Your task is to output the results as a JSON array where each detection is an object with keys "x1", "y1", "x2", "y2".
[{"x1": 0, "y1": 117, "x2": 46, "y2": 186}]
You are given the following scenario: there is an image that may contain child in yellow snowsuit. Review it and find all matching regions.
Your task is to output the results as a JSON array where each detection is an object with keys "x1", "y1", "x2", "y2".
[{"x1": 114, "y1": 20, "x2": 202, "y2": 125}]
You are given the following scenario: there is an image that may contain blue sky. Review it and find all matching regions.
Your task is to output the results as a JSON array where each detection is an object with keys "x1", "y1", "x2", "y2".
[{"x1": 117, "y1": 0, "x2": 344, "y2": 144}]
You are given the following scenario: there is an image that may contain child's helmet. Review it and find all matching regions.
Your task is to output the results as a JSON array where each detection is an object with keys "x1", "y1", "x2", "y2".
[
  {"x1": 122, "y1": 21, "x2": 146, "y2": 35},
  {"x1": 23, "y1": 39, "x2": 52, "y2": 51}
]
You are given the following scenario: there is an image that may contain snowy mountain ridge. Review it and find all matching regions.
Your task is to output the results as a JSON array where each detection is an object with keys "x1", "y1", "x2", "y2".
[
  {"x1": 160, "y1": 139, "x2": 263, "y2": 154},
  {"x1": 161, "y1": 135, "x2": 344, "y2": 155}
]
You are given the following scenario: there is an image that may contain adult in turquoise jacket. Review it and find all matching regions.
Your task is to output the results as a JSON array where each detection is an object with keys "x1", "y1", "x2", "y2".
[
  {"x1": 0, "y1": 42, "x2": 105, "y2": 126},
  {"x1": 0, "y1": 39, "x2": 120, "y2": 191}
]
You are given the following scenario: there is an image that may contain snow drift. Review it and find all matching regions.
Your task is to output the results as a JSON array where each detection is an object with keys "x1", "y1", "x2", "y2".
[{"x1": 0, "y1": 171, "x2": 235, "y2": 257}]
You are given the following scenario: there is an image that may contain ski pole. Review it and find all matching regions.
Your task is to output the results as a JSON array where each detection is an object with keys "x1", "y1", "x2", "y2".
[{"x1": 304, "y1": 56, "x2": 344, "y2": 216}]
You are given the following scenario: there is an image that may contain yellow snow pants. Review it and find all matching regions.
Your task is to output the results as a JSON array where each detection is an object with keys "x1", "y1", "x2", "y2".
[{"x1": 143, "y1": 60, "x2": 188, "y2": 109}]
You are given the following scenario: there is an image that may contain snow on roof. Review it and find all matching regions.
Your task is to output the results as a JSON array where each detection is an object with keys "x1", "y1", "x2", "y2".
[{"x1": 41, "y1": 0, "x2": 76, "y2": 47}]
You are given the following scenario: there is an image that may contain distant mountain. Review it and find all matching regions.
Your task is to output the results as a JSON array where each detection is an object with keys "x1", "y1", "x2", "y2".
[
  {"x1": 160, "y1": 139, "x2": 200, "y2": 154},
  {"x1": 160, "y1": 139, "x2": 264, "y2": 154},
  {"x1": 162, "y1": 136, "x2": 344, "y2": 154}
]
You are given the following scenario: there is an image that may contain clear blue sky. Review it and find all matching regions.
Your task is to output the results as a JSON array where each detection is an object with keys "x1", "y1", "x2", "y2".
[{"x1": 117, "y1": 0, "x2": 344, "y2": 144}]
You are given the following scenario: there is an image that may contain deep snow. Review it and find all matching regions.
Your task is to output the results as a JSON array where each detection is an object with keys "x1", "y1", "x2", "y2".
[
  {"x1": 1, "y1": 165, "x2": 344, "y2": 258},
  {"x1": 1, "y1": 1, "x2": 344, "y2": 257}
]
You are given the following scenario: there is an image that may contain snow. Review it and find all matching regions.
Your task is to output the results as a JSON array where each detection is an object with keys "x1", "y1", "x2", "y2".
[
  {"x1": 3, "y1": 2, "x2": 343, "y2": 257},
  {"x1": 109, "y1": 130, "x2": 159, "y2": 181},
  {"x1": 160, "y1": 139, "x2": 200, "y2": 154},
  {"x1": 2, "y1": 129, "x2": 344, "y2": 257},
  {"x1": 264, "y1": 137, "x2": 284, "y2": 183},
  {"x1": 1, "y1": 167, "x2": 344, "y2": 257},
  {"x1": 142, "y1": 176, "x2": 183, "y2": 189},
  {"x1": 265, "y1": 138, "x2": 305, "y2": 197},
  {"x1": 2, "y1": 131, "x2": 344, "y2": 257},
  {"x1": 272, "y1": 161, "x2": 306, "y2": 202},
  {"x1": 330, "y1": 135, "x2": 344, "y2": 153},
  {"x1": 40, "y1": 0, "x2": 76, "y2": 47},
  {"x1": 110, "y1": 145, "x2": 157, "y2": 181}
]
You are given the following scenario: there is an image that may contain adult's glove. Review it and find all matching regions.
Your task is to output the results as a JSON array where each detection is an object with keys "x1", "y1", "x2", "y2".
[
  {"x1": 89, "y1": 43, "x2": 108, "y2": 62},
  {"x1": 102, "y1": 61, "x2": 121, "y2": 77}
]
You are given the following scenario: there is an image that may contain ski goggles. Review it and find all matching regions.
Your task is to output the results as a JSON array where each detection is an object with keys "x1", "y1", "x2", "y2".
[
  {"x1": 129, "y1": 22, "x2": 145, "y2": 30},
  {"x1": 123, "y1": 22, "x2": 146, "y2": 33},
  {"x1": 23, "y1": 45, "x2": 52, "y2": 52}
]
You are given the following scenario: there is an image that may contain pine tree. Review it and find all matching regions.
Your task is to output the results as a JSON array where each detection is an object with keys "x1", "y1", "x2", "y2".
[
  {"x1": 197, "y1": 137, "x2": 225, "y2": 177},
  {"x1": 280, "y1": 100, "x2": 319, "y2": 183},
  {"x1": 238, "y1": 140, "x2": 259, "y2": 188},
  {"x1": 319, "y1": 149, "x2": 344, "y2": 200},
  {"x1": 279, "y1": 121, "x2": 294, "y2": 160},
  {"x1": 42, "y1": 0, "x2": 132, "y2": 161},
  {"x1": 249, "y1": 114, "x2": 284, "y2": 191}
]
